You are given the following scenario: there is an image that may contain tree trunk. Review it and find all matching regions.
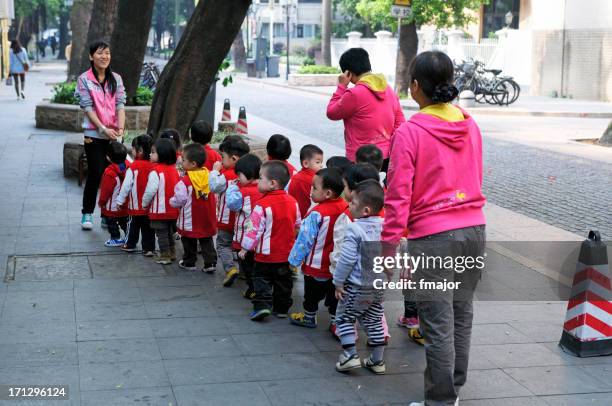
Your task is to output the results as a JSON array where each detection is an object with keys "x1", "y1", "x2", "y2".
[
  {"x1": 600, "y1": 121, "x2": 612, "y2": 146},
  {"x1": 68, "y1": 0, "x2": 94, "y2": 80},
  {"x1": 147, "y1": 0, "x2": 252, "y2": 138},
  {"x1": 77, "y1": 0, "x2": 119, "y2": 76},
  {"x1": 321, "y1": 0, "x2": 332, "y2": 66},
  {"x1": 232, "y1": 29, "x2": 247, "y2": 71},
  {"x1": 395, "y1": 21, "x2": 418, "y2": 95},
  {"x1": 57, "y1": 8, "x2": 69, "y2": 60},
  {"x1": 110, "y1": 0, "x2": 155, "y2": 106}
]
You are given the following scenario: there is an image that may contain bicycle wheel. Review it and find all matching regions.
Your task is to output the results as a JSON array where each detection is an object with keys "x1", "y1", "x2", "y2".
[{"x1": 493, "y1": 79, "x2": 519, "y2": 106}]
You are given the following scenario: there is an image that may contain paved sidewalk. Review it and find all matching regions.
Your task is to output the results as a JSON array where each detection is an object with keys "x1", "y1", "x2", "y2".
[{"x1": 0, "y1": 61, "x2": 611, "y2": 406}]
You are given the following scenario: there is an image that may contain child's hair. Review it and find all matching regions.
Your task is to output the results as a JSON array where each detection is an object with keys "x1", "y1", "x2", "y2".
[
  {"x1": 266, "y1": 134, "x2": 292, "y2": 160},
  {"x1": 355, "y1": 144, "x2": 383, "y2": 172},
  {"x1": 219, "y1": 135, "x2": 250, "y2": 158},
  {"x1": 190, "y1": 120, "x2": 213, "y2": 145},
  {"x1": 326, "y1": 156, "x2": 353, "y2": 176},
  {"x1": 132, "y1": 134, "x2": 153, "y2": 160},
  {"x1": 182, "y1": 143, "x2": 207, "y2": 167},
  {"x1": 159, "y1": 128, "x2": 182, "y2": 150},
  {"x1": 154, "y1": 138, "x2": 177, "y2": 165},
  {"x1": 316, "y1": 168, "x2": 344, "y2": 198},
  {"x1": 235, "y1": 153, "x2": 262, "y2": 181},
  {"x1": 261, "y1": 160, "x2": 290, "y2": 189},
  {"x1": 344, "y1": 163, "x2": 380, "y2": 191},
  {"x1": 339, "y1": 47, "x2": 372, "y2": 76},
  {"x1": 299, "y1": 144, "x2": 324, "y2": 163},
  {"x1": 409, "y1": 51, "x2": 459, "y2": 103},
  {"x1": 107, "y1": 142, "x2": 127, "y2": 165},
  {"x1": 353, "y1": 179, "x2": 384, "y2": 214}
]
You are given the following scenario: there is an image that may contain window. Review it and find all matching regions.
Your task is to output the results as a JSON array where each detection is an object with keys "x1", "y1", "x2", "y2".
[
  {"x1": 297, "y1": 24, "x2": 304, "y2": 38},
  {"x1": 482, "y1": 0, "x2": 520, "y2": 37},
  {"x1": 303, "y1": 24, "x2": 313, "y2": 38}
]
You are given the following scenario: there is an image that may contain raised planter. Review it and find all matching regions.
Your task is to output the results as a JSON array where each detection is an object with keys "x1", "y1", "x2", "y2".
[
  {"x1": 288, "y1": 73, "x2": 338, "y2": 87},
  {"x1": 36, "y1": 102, "x2": 151, "y2": 132}
]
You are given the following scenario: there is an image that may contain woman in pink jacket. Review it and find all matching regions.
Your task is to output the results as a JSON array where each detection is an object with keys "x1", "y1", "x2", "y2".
[
  {"x1": 382, "y1": 51, "x2": 486, "y2": 406},
  {"x1": 74, "y1": 41, "x2": 126, "y2": 230},
  {"x1": 326, "y1": 48, "x2": 405, "y2": 167}
]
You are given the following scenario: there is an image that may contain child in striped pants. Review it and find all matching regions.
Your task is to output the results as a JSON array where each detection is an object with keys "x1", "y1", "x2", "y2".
[{"x1": 333, "y1": 180, "x2": 387, "y2": 375}]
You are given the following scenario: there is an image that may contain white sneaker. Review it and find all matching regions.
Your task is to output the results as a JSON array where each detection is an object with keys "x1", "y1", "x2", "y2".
[
  {"x1": 409, "y1": 398, "x2": 458, "y2": 406},
  {"x1": 335, "y1": 352, "x2": 361, "y2": 372},
  {"x1": 362, "y1": 356, "x2": 386, "y2": 375}
]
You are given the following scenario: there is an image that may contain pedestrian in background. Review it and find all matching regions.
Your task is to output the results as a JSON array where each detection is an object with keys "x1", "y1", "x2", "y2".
[{"x1": 9, "y1": 39, "x2": 29, "y2": 100}]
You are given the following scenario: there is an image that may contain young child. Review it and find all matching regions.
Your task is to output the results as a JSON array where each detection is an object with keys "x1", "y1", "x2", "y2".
[
  {"x1": 210, "y1": 135, "x2": 250, "y2": 280},
  {"x1": 190, "y1": 120, "x2": 221, "y2": 171},
  {"x1": 333, "y1": 179, "x2": 387, "y2": 374},
  {"x1": 288, "y1": 144, "x2": 324, "y2": 218},
  {"x1": 226, "y1": 154, "x2": 263, "y2": 295},
  {"x1": 266, "y1": 134, "x2": 297, "y2": 176},
  {"x1": 142, "y1": 138, "x2": 181, "y2": 264},
  {"x1": 170, "y1": 143, "x2": 219, "y2": 272},
  {"x1": 239, "y1": 160, "x2": 301, "y2": 321},
  {"x1": 355, "y1": 144, "x2": 385, "y2": 185},
  {"x1": 326, "y1": 156, "x2": 353, "y2": 177},
  {"x1": 117, "y1": 135, "x2": 156, "y2": 256},
  {"x1": 98, "y1": 142, "x2": 129, "y2": 247},
  {"x1": 160, "y1": 128, "x2": 184, "y2": 176},
  {"x1": 288, "y1": 168, "x2": 347, "y2": 336}
]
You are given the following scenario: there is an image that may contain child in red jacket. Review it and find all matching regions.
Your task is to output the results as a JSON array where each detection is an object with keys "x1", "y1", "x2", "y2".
[
  {"x1": 266, "y1": 134, "x2": 298, "y2": 176},
  {"x1": 225, "y1": 154, "x2": 263, "y2": 293},
  {"x1": 288, "y1": 144, "x2": 324, "y2": 218},
  {"x1": 170, "y1": 144, "x2": 220, "y2": 272},
  {"x1": 190, "y1": 120, "x2": 222, "y2": 171},
  {"x1": 239, "y1": 160, "x2": 301, "y2": 321},
  {"x1": 98, "y1": 142, "x2": 129, "y2": 247},
  {"x1": 210, "y1": 135, "x2": 250, "y2": 279},
  {"x1": 142, "y1": 138, "x2": 181, "y2": 265},
  {"x1": 288, "y1": 168, "x2": 347, "y2": 335},
  {"x1": 117, "y1": 135, "x2": 156, "y2": 256}
]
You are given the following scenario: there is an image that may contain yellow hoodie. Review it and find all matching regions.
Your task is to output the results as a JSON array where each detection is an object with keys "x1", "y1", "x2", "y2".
[
  {"x1": 187, "y1": 168, "x2": 210, "y2": 199},
  {"x1": 358, "y1": 73, "x2": 388, "y2": 93}
]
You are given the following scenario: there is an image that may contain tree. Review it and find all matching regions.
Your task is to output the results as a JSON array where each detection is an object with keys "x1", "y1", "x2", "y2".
[
  {"x1": 147, "y1": 0, "x2": 252, "y2": 138},
  {"x1": 68, "y1": 0, "x2": 94, "y2": 80},
  {"x1": 322, "y1": 0, "x2": 332, "y2": 66},
  {"x1": 77, "y1": 0, "x2": 119, "y2": 75},
  {"x1": 57, "y1": 5, "x2": 70, "y2": 60},
  {"x1": 355, "y1": 0, "x2": 486, "y2": 94},
  {"x1": 600, "y1": 122, "x2": 612, "y2": 146},
  {"x1": 110, "y1": 0, "x2": 155, "y2": 106},
  {"x1": 232, "y1": 30, "x2": 247, "y2": 72}
]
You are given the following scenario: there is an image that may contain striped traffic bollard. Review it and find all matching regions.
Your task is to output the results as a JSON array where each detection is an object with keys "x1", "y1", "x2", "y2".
[
  {"x1": 237, "y1": 106, "x2": 248, "y2": 135},
  {"x1": 222, "y1": 99, "x2": 232, "y2": 121},
  {"x1": 559, "y1": 230, "x2": 612, "y2": 357}
]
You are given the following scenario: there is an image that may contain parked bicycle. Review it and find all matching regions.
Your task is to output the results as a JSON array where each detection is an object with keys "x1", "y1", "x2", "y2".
[
  {"x1": 454, "y1": 59, "x2": 520, "y2": 106},
  {"x1": 140, "y1": 62, "x2": 160, "y2": 90}
]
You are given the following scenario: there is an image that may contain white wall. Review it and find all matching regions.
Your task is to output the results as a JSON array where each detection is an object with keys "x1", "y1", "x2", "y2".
[{"x1": 530, "y1": 0, "x2": 612, "y2": 30}]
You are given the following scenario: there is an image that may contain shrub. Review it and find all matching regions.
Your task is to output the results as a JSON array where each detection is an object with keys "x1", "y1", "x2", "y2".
[
  {"x1": 135, "y1": 86, "x2": 154, "y2": 106},
  {"x1": 293, "y1": 46, "x2": 307, "y2": 57},
  {"x1": 302, "y1": 56, "x2": 315, "y2": 66},
  {"x1": 51, "y1": 81, "x2": 78, "y2": 105},
  {"x1": 297, "y1": 65, "x2": 341, "y2": 74}
]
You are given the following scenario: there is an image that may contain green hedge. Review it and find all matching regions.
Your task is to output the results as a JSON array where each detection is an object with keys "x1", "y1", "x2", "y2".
[
  {"x1": 51, "y1": 82, "x2": 154, "y2": 106},
  {"x1": 297, "y1": 65, "x2": 341, "y2": 74}
]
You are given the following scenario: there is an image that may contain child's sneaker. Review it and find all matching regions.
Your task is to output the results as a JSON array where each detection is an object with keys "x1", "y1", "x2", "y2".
[
  {"x1": 273, "y1": 312, "x2": 288, "y2": 319},
  {"x1": 242, "y1": 288, "x2": 256, "y2": 300},
  {"x1": 397, "y1": 316, "x2": 419, "y2": 329},
  {"x1": 178, "y1": 260, "x2": 198, "y2": 272},
  {"x1": 362, "y1": 356, "x2": 386, "y2": 375},
  {"x1": 202, "y1": 262, "x2": 217, "y2": 274},
  {"x1": 335, "y1": 353, "x2": 361, "y2": 372},
  {"x1": 222, "y1": 267, "x2": 239, "y2": 287},
  {"x1": 142, "y1": 250, "x2": 155, "y2": 257},
  {"x1": 104, "y1": 238, "x2": 125, "y2": 247},
  {"x1": 155, "y1": 253, "x2": 172, "y2": 265},
  {"x1": 250, "y1": 308, "x2": 271, "y2": 321},
  {"x1": 81, "y1": 214, "x2": 93, "y2": 230},
  {"x1": 121, "y1": 245, "x2": 138, "y2": 253},
  {"x1": 289, "y1": 313, "x2": 317, "y2": 328},
  {"x1": 408, "y1": 328, "x2": 425, "y2": 346}
]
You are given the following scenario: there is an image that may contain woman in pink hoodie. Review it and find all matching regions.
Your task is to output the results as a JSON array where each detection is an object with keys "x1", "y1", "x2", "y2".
[
  {"x1": 382, "y1": 51, "x2": 486, "y2": 406},
  {"x1": 326, "y1": 48, "x2": 405, "y2": 166}
]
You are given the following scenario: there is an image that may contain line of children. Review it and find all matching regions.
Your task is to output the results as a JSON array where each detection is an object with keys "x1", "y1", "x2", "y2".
[{"x1": 288, "y1": 144, "x2": 324, "y2": 218}]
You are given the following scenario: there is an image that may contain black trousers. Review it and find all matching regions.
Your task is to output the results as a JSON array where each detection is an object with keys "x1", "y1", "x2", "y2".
[
  {"x1": 82, "y1": 137, "x2": 110, "y2": 214},
  {"x1": 11, "y1": 73, "x2": 25, "y2": 96},
  {"x1": 104, "y1": 215, "x2": 128, "y2": 240},
  {"x1": 181, "y1": 236, "x2": 216, "y2": 267},
  {"x1": 125, "y1": 215, "x2": 155, "y2": 251},
  {"x1": 150, "y1": 220, "x2": 176, "y2": 254},
  {"x1": 239, "y1": 251, "x2": 255, "y2": 292},
  {"x1": 252, "y1": 261, "x2": 293, "y2": 313},
  {"x1": 303, "y1": 275, "x2": 337, "y2": 316}
]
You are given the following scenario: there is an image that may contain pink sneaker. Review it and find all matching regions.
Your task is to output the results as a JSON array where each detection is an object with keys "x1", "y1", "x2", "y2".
[{"x1": 397, "y1": 316, "x2": 419, "y2": 329}]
